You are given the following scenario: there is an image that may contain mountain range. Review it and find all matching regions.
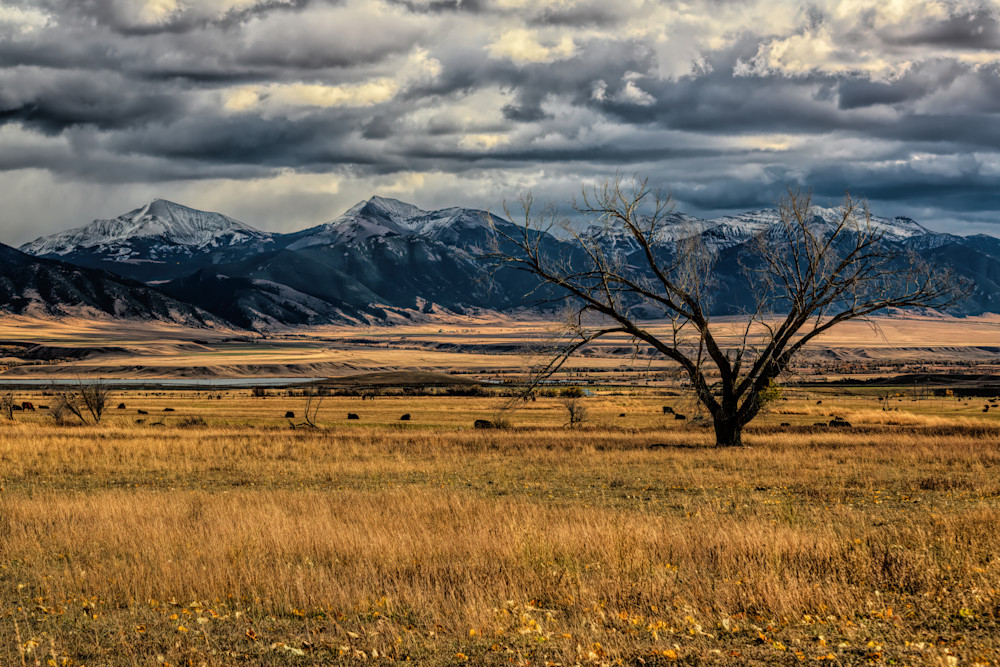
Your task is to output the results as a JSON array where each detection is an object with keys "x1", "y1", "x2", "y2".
[{"x1": 6, "y1": 196, "x2": 1000, "y2": 330}]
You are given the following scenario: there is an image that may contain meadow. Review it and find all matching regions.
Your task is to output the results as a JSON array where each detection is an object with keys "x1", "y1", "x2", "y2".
[{"x1": 0, "y1": 388, "x2": 999, "y2": 665}]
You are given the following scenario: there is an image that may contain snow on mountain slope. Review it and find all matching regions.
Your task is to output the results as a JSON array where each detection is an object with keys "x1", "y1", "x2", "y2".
[
  {"x1": 20, "y1": 199, "x2": 273, "y2": 259},
  {"x1": 581, "y1": 206, "x2": 935, "y2": 255},
  {"x1": 581, "y1": 212, "x2": 711, "y2": 255},
  {"x1": 287, "y1": 195, "x2": 505, "y2": 250},
  {"x1": 286, "y1": 196, "x2": 429, "y2": 249},
  {"x1": 807, "y1": 207, "x2": 931, "y2": 239}
]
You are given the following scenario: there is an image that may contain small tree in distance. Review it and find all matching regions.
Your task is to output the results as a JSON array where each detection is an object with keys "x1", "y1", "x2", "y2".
[
  {"x1": 561, "y1": 397, "x2": 588, "y2": 428},
  {"x1": 79, "y1": 379, "x2": 110, "y2": 424},
  {"x1": 488, "y1": 176, "x2": 959, "y2": 447},
  {"x1": 0, "y1": 393, "x2": 15, "y2": 421},
  {"x1": 52, "y1": 379, "x2": 110, "y2": 425}
]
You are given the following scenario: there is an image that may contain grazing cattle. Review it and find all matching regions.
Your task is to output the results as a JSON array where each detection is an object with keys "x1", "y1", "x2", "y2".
[
  {"x1": 400, "y1": 414, "x2": 411, "y2": 421},
  {"x1": 117, "y1": 403, "x2": 126, "y2": 410},
  {"x1": 163, "y1": 407, "x2": 175, "y2": 412},
  {"x1": 21, "y1": 402, "x2": 34, "y2": 411},
  {"x1": 137, "y1": 409, "x2": 148, "y2": 415},
  {"x1": 474, "y1": 419, "x2": 494, "y2": 429},
  {"x1": 816, "y1": 400, "x2": 823, "y2": 404},
  {"x1": 284, "y1": 411, "x2": 295, "y2": 419},
  {"x1": 780, "y1": 422, "x2": 791, "y2": 427},
  {"x1": 674, "y1": 413, "x2": 687, "y2": 420},
  {"x1": 829, "y1": 418, "x2": 852, "y2": 427},
  {"x1": 11, "y1": 405, "x2": 22, "y2": 411},
  {"x1": 662, "y1": 406, "x2": 674, "y2": 414},
  {"x1": 619, "y1": 413, "x2": 626, "y2": 417},
  {"x1": 135, "y1": 419, "x2": 145, "y2": 425},
  {"x1": 347, "y1": 413, "x2": 360, "y2": 420}
]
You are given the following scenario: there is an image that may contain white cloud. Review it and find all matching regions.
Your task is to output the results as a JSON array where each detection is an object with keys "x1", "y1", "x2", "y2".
[
  {"x1": 221, "y1": 47, "x2": 441, "y2": 113},
  {"x1": 487, "y1": 28, "x2": 576, "y2": 64},
  {"x1": 619, "y1": 81, "x2": 654, "y2": 106},
  {"x1": 225, "y1": 79, "x2": 399, "y2": 112},
  {"x1": 0, "y1": 5, "x2": 51, "y2": 34}
]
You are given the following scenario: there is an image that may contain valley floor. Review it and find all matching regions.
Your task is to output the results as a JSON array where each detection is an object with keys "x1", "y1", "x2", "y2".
[
  {"x1": 1, "y1": 389, "x2": 999, "y2": 665},
  {"x1": 0, "y1": 314, "x2": 998, "y2": 382}
]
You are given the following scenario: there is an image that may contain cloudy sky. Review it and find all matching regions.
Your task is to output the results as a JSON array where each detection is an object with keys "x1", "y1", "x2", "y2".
[{"x1": 3, "y1": 0, "x2": 1000, "y2": 244}]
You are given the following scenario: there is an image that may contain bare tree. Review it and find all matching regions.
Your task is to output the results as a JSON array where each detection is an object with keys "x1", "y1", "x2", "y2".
[
  {"x1": 289, "y1": 394, "x2": 323, "y2": 429},
  {"x1": 52, "y1": 394, "x2": 86, "y2": 425},
  {"x1": 487, "y1": 176, "x2": 958, "y2": 447},
  {"x1": 0, "y1": 393, "x2": 15, "y2": 421},
  {"x1": 561, "y1": 396, "x2": 588, "y2": 428},
  {"x1": 79, "y1": 379, "x2": 110, "y2": 424},
  {"x1": 51, "y1": 380, "x2": 110, "y2": 425},
  {"x1": 302, "y1": 394, "x2": 322, "y2": 428}
]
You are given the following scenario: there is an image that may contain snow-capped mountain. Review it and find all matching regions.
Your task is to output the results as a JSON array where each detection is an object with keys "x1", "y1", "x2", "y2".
[
  {"x1": 285, "y1": 196, "x2": 425, "y2": 249},
  {"x1": 581, "y1": 207, "x2": 934, "y2": 256},
  {"x1": 21, "y1": 199, "x2": 273, "y2": 260},
  {"x1": 284, "y1": 196, "x2": 507, "y2": 250},
  {"x1": 581, "y1": 212, "x2": 711, "y2": 256},
  {"x1": 10, "y1": 194, "x2": 1000, "y2": 329}
]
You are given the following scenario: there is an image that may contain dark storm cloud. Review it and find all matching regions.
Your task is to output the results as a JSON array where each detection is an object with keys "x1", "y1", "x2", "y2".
[
  {"x1": 111, "y1": 111, "x2": 374, "y2": 168},
  {"x1": 835, "y1": 60, "x2": 967, "y2": 109},
  {"x1": 29, "y1": 0, "x2": 321, "y2": 35},
  {"x1": 0, "y1": 68, "x2": 187, "y2": 133},
  {"x1": 0, "y1": 17, "x2": 424, "y2": 82},
  {"x1": 2, "y1": 0, "x2": 1000, "y2": 240},
  {"x1": 383, "y1": 0, "x2": 487, "y2": 14},
  {"x1": 531, "y1": 3, "x2": 624, "y2": 27},
  {"x1": 880, "y1": 8, "x2": 1000, "y2": 49}
]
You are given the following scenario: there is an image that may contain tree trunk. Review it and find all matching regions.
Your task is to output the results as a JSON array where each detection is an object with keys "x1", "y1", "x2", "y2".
[{"x1": 713, "y1": 415, "x2": 744, "y2": 447}]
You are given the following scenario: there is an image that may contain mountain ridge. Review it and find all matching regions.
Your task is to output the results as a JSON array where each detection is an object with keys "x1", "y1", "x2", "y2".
[
  {"x1": 0, "y1": 242, "x2": 227, "y2": 328},
  {"x1": 11, "y1": 196, "x2": 1000, "y2": 329}
]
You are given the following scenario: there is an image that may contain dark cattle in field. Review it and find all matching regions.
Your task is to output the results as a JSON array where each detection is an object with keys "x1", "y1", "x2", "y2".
[
  {"x1": 674, "y1": 413, "x2": 686, "y2": 420},
  {"x1": 780, "y1": 422, "x2": 791, "y2": 427},
  {"x1": 662, "y1": 406, "x2": 673, "y2": 414},
  {"x1": 829, "y1": 418, "x2": 852, "y2": 427},
  {"x1": 816, "y1": 400, "x2": 822, "y2": 404},
  {"x1": 163, "y1": 408, "x2": 175, "y2": 412},
  {"x1": 474, "y1": 419, "x2": 494, "y2": 429},
  {"x1": 137, "y1": 409, "x2": 148, "y2": 415},
  {"x1": 400, "y1": 414, "x2": 411, "y2": 421},
  {"x1": 11, "y1": 405, "x2": 22, "y2": 411},
  {"x1": 284, "y1": 411, "x2": 295, "y2": 419},
  {"x1": 347, "y1": 413, "x2": 359, "y2": 420},
  {"x1": 619, "y1": 413, "x2": 626, "y2": 417},
  {"x1": 117, "y1": 403, "x2": 126, "y2": 409},
  {"x1": 21, "y1": 402, "x2": 34, "y2": 411}
]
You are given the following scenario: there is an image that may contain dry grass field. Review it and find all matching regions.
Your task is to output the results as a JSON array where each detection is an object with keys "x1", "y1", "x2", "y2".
[
  {"x1": 1, "y1": 388, "x2": 1000, "y2": 665},
  {"x1": 1, "y1": 314, "x2": 998, "y2": 379}
]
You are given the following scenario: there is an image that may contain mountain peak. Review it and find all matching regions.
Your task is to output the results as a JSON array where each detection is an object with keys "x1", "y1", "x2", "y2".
[
  {"x1": 20, "y1": 200, "x2": 271, "y2": 258},
  {"x1": 357, "y1": 196, "x2": 426, "y2": 222}
]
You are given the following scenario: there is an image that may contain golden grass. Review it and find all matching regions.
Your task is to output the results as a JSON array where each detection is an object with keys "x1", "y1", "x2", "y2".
[
  {"x1": 1, "y1": 393, "x2": 999, "y2": 665},
  {"x1": 3, "y1": 313, "x2": 999, "y2": 378}
]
